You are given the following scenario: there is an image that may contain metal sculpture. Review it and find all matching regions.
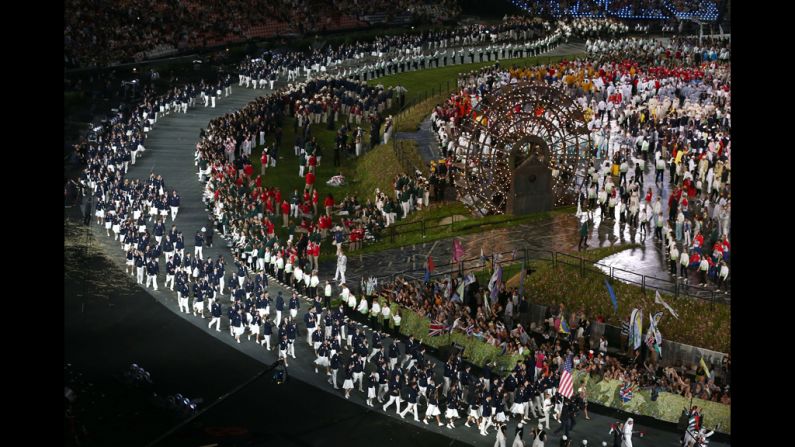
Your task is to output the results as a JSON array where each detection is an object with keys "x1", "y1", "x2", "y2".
[{"x1": 453, "y1": 81, "x2": 592, "y2": 215}]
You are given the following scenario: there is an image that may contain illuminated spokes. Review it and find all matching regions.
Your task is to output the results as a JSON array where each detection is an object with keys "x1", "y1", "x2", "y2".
[{"x1": 454, "y1": 81, "x2": 592, "y2": 215}]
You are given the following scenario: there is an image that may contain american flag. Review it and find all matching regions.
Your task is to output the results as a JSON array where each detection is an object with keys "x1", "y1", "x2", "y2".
[
  {"x1": 428, "y1": 323, "x2": 449, "y2": 337},
  {"x1": 559, "y1": 354, "x2": 574, "y2": 399}
]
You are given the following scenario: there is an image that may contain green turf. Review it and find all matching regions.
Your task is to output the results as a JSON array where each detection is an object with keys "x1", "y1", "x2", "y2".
[{"x1": 369, "y1": 53, "x2": 585, "y2": 105}]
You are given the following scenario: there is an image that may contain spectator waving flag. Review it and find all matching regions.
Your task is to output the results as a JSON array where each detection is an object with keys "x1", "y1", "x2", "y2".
[
  {"x1": 424, "y1": 255, "x2": 435, "y2": 283},
  {"x1": 629, "y1": 308, "x2": 643, "y2": 350},
  {"x1": 605, "y1": 278, "x2": 618, "y2": 313},
  {"x1": 465, "y1": 324, "x2": 475, "y2": 336},
  {"x1": 428, "y1": 322, "x2": 449, "y2": 337},
  {"x1": 559, "y1": 354, "x2": 574, "y2": 399},
  {"x1": 452, "y1": 239, "x2": 464, "y2": 263},
  {"x1": 488, "y1": 263, "x2": 502, "y2": 302},
  {"x1": 619, "y1": 381, "x2": 634, "y2": 403},
  {"x1": 654, "y1": 290, "x2": 679, "y2": 319},
  {"x1": 648, "y1": 311, "x2": 664, "y2": 358},
  {"x1": 559, "y1": 319, "x2": 570, "y2": 334}
]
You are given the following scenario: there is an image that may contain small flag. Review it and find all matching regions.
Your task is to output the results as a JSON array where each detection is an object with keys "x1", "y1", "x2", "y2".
[
  {"x1": 647, "y1": 311, "x2": 663, "y2": 358},
  {"x1": 559, "y1": 354, "x2": 574, "y2": 399},
  {"x1": 452, "y1": 239, "x2": 464, "y2": 263},
  {"x1": 605, "y1": 279, "x2": 618, "y2": 313},
  {"x1": 455, "y1": 280, "x2": 465, "y2": 301},
  {"x1": 629, "y1": 308, "x2": 643, "y2": 350},
  {"x1": 619, "y1": 381, "x2": 634, "y2": 403},
  {"x1": 654, "y1": 290, "x2": 679, "y2": 319},
  {"x1": 559, "y1": 319, "x2": 570, "y2": 334},
  {"x1": 465, "y1": 324, "x2": 475, "y2": 336},
  {"x1": 424, "y1": 256, "x2": 434, "y2": 283},
  {"x1": 429, "y1": 322, "x2": 449, "y2": 337},
  {"x1": 488, "y1": 263, "x2": 503, "y2": 302},
  {"x1": 699, "y1": 357, "x2": 711, "y2": 379}
]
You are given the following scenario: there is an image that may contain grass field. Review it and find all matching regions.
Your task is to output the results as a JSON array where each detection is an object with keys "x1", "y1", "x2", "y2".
[
  {"x1": 369, "y1": 53, "x2": 585, "y2": 104},
  {"x1": 503, "y1": 247, "x2": 730, "y2": 353}
]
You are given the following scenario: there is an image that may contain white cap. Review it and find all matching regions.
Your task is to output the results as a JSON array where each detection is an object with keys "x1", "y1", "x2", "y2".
[
  {"x1": 582, "y1": 441, "x2": 588, "y2": 446},
  {"x1": 562, "y1": 436, "x2": 568, "y2": 441},
  {"x1": 201, "y1": 227, "x2": 206, "y2": 232}
]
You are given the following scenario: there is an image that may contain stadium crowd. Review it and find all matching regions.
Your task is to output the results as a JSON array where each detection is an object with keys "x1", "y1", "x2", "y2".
[
  {"x1": 427, "y1": 35, "x2": 730, "y2": 291},
  {"x1": 66, "y1": 5, "x2": 730, "y2": 442}
]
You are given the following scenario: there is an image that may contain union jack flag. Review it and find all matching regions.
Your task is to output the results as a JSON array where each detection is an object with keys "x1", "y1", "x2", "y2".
[
  {"x1": 428, "y1": 322, "x2": 449, "y2": 337},
  {"x1": 619, "y1": 382, "x2": 634, "y2": 403}
]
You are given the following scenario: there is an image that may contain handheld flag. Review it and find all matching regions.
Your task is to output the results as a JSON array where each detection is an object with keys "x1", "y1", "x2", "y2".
[
  {"x1": 428, "y1": 322, "x2": 449, "y2": 337},
  {"x1": 452, "y1": 239, "x2": 464, "y2": 263},
  {"x1": 488, "y1": 263, "x2": 502, "y2": 302},
  {"x1": 654, "y1": 290, "x2": 679, "y2": 319},
  {"x1": 559, "y1": 319, "x2": 570, "y2": 334},
  {"x1": 605, "y1": 279, "x2": 618, "y2": 313},
  {"x1": 424, "y1": 255, "x2": 434, "y2": 283},
  {"x1": 619, "y1": 381, "x2": 634, "y2": 403},
  {"x1": 629, "y1": 308, "x2": 643, "y2": 350},
  {"x1": 699, "y1": 357, "x2": 711, "y2": 379},
  {"x1": 647, "y1": 311, "x2": 663, "y2": 358},
  {"x1": 559, "y1": 354, "x2": 574, "y2": 398}
]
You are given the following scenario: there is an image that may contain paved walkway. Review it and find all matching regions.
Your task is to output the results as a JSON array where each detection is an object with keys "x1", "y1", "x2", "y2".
[{"x1": 81, "y1": 72, "x2": 728, "y2": 446}]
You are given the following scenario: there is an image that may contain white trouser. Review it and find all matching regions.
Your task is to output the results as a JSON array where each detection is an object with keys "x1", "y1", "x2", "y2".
[
  {"x1": 170, "y1": 206, "x2": 178, "y2": 220},
  {"x1": 218, "y1": 276, "x2": 225, "y2": 295},
  {"x1": 538, "y1": 411, "x2": 550, "y2": 429},
  {"x1": 238, "y1": 276, "x2": 245, "y2": 287},
  {"x1": 211, "y1": 96, "x2": 216, "y2": 107},
  {"x1": 479, "y1": 415, "x2": 494, "y2": 432},
  {"x1": 383, "y1": 395, "x2": 402, "y2": 413},
  {"x1": 288, "y1": 340, "x2": 295, "y2": 357},
  {"x1": 307, "y1": 327, "x2": 316, "y2": 345},
  {"x1": 146, "y1": 274, "x2": 158, "y2": 290},
  {"x1": 209, "y1": 317, "x2": 221, "y2": 331},
  {"x1": 136, "y1": 267, "x2": 144, "y2": 284},
  {"x1": 378, "y1": 383, "x2": 389, "y2": 401},
  {"x1": 178, "y1": 296, "x2": 189, "y2": 313},
  {"x1": 276, "y1": 310, "x2": 282, "y2": 327},
  {"x1": 195, "y1": 246, "x2": 203, "y2": 259},
  {"x1": 400, "y1": 402, "x2": 419, "y2": 420},
  {"x1": 165, "y1": 274, "x2": 175, "y2": 290},
  {"x1": 334, "y1": 267, "x2": 346, "y2": 284},
  {"x1": 262, "y1": 334, "x2": 271, "y2": 350}
]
